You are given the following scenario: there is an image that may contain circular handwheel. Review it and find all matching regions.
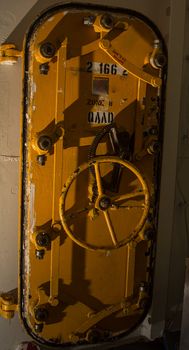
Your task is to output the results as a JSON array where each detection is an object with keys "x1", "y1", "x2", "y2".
[{"x1": 59, "y1": 156, "x2": 150, "y2": 251}]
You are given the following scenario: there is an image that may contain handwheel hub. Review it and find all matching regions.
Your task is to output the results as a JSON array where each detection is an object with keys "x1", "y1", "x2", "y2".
[{"x1": 98, "y1": 196, "x2": 112, "y2": 211}]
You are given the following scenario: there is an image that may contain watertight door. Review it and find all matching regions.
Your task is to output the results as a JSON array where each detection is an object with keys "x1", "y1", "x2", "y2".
[{"x1": 20, "y1": 4, "x2": 166, "y2": 346}]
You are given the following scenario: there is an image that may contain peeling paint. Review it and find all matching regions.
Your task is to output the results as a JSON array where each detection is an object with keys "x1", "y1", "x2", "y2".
[
  {"x1": 47, "y1": 16, "x2": 55, "y2": 22},
  {"x1": 30, "y1": 81, "x2": 37, "y2": 100},
  {"x1": 26, "y1": 113, "x2": 31, "y2": 124},
  {"x1": 29, "y1": 183, "x2": 36, "y2": 233}
]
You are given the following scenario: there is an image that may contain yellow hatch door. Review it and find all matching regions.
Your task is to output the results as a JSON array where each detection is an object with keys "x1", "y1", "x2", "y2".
[{"x1": 19, "y1": 4, "x2": 166, "y2": 346}]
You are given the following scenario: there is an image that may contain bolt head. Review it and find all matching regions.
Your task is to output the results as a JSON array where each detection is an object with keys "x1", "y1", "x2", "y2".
[
  {"x1": 100, "y1": 14, "x2": 114, "y2": 29},
  {"x1": 149, "y1": 127, "x2": 158, "y2": 136},
  {"x1": 154, "y1": 53, "x2": 167, "y2": 68},
  {"x1": 153, "y1": 39, "x2": 160, "y2": 48},
  {"x1": 39, "y1": 63, "x2": 49, "y2": 75},
  {"x1": 144, "y1": 228, "x2": 154, "y2": 240},
  {"x1": 34, "y1": 307, "x2": 49, "y2": 322},
  {"x1": 99, "y1": 196, "x2": 111, "y2": 210},
  {"x1": 139, "y1": 281, "x2": 147, "y2": 292},
  {"x1": 86, "y1": 329, "x2": 101, "y2": 343},
  {"x1": 147, "y1": 141, "x2": 160, "y2": 155},
  {"x1": 36, "y1": 232, "x2": 50, "y2": 247},
  {"x1": 35, "y1": 249, "x2": 45, "y2": 259},
  {"x1": 40, "y1": 42, "x2": 56, "y2": 58},
  {"x1": 34, "y1": 323, "x2": 44, "y2": 333},
  {"x1": 38, "y1": 135, "x2": 52, "y2": 151},
  {"x1": 37, "y1": 154, "x2": 46, "y2": 166}
]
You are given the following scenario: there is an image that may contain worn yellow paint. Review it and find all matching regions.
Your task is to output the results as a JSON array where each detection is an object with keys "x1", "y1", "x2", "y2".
[{"x1": 14, "y1": 5, "x2": 165, "y2": 346}]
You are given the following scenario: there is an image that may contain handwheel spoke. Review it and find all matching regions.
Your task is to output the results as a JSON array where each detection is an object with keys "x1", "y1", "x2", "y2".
[
  {"x1": 113, "y1": 190, "x2": 145, "y2": 204},
  {"x1": 94, "y1": 162, "x2": 103, "y2": 196},
  {"x1": 103, "y1": 210, "x2": 118, "y2": 246},
  {"x1": 111, "y1": 204, "x2": 145, "y2": 209}
]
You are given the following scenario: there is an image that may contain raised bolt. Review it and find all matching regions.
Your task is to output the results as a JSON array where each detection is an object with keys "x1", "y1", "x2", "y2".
[
  {"x1": 100, "y1": 14, "x2": 114, "y2": 29},
  {"x1": 149, "y1": 127, "x2": 158, "y2": 136},
  {"x1": 39, "y1": 63, "x2": 49, "y2": 75},
  {"x1": 147, "y1": 141, "x2": 160, "y2": 155},
  {"x1": 34, "y1": 307, "x2": 49, "y2": 322},
  {"x1": 38, "y1": 135, "x2": 52, "y2": 151},
  {"x1": 86, "y1": 329, "x2": 101, "y2": 343},
  {"x1": 139, "y1": 281, "x2": 147, "y2": 292},
  {"x1": 40, "y1": 42, "x2": 56, "y2": 58},
  {"x1": 144, "y1": 228, "x2": 154, "y2": 240},
  {"x1": 99, "y1": 196, "x2": 111, "y2": 210},
  {"x1": 36, "y1": 232, "x2": 50, "y2": 247},
  {"x1": 34, "y1": 323, "x2": 44, "y2": 333},
  {"x1": 37, "y1": 154, "x2": 46, "y2": 166},
  {"x1": 35, "y1": 249, "x2": 45, "y2": 260},
  {"x1": 153, "y1": 39, "x2": 160, "y2": 48},
  {"x1": 154, "y1": 53, "x2": 167, "y2": 68}
]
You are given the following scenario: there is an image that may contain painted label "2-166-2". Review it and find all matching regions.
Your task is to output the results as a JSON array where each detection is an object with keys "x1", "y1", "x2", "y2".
[{"x1": 86, "y1": 62, "x2": 128, "y2": 76}]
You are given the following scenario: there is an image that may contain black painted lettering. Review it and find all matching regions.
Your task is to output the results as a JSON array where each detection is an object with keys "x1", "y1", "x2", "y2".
[
  {"x1": 87, "y1": 62, "x2": 92, "y2": 72},
  {"x1": 99, "y1": 63, "x2": 103, "y2": 74},
  {"x1": 101, "y1": 113, "x2": 107, "y2": 123},
  {"x1": 95, "y1": 112, "x2": 100, "y2": 124},
  {"x1": 88, "y1": 112, "x2": 94, "y2": 123},
  {"x1": 111, "y1": 64, "x2": 117, "y2": 75},
  {"x1": 104, "y1": 63, "x2": 110, "y2": 74},
  {"x1": 108, "y1": 112, "x2": 114, "y2": 123}
]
